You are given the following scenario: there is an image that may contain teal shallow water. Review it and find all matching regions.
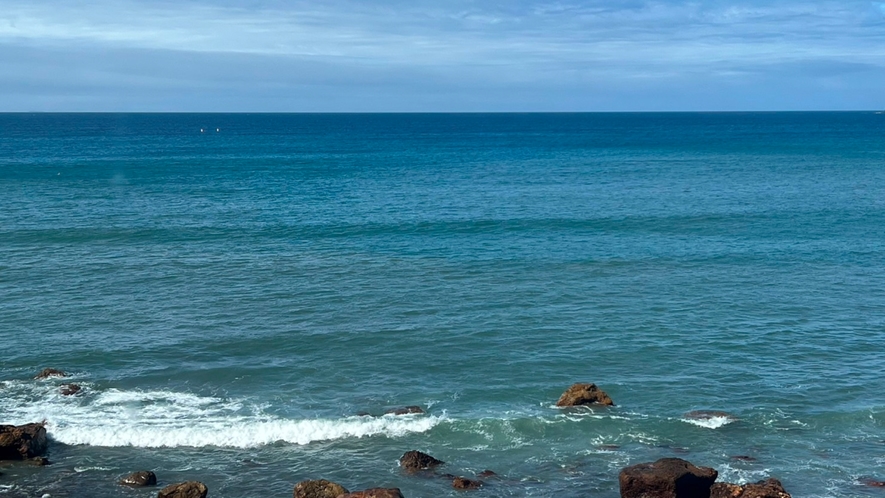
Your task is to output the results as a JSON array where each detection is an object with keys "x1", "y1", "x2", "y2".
[{"x1": 1, "y1": 113, "x2": 884, "y2": 497}]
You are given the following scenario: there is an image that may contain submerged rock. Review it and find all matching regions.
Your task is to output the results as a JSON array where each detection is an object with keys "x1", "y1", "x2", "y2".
[
  {"x1": 385, "y1": 406, "x2": 425, "y2": 415},
  {"x1": 293, "y1": 479, "x2": 349, "y2": 498},
  {"x1": 477, "y1": 470, "x2": 498, "y2": 478},
  {"x1": 0, "y1": 423, "x2": 48, "y2": 460},
  {"x1": 619, "y1": 457, "x2": 717, "y2": 498},
  {"x1": 683, "y1": 411, "x2": 736, "y2": 421},
  {"x1": 555, "y1": 383, "x2": 614, "y2": 407},
  {"x1": 157, "y1": 481, "x2": 208, "y2": 498},
  {"x1": 452, "y1": 477, "x2": 483, "y2": 490},
  {"x1": 121, "y1": 471, "x2": 157, "y2": 487},
  {"x1": 710, "y1": 478, "x2": 791, "y2": 498},
  {"x1": 399, "y1": 450, "x2": 444, "y2": 472},
  {"x1": 730, "y1": 455, "x2": 757, "y2": 462},
  {"x1": 339, "y1": 489, "x2": 404, "y2": 498},
  {"x1": 861, "y1": 479, "x2": 885, "y2": 487},
  {"x1": 60, "y1": 384, "x2": 81, "y2": 396},
  {"x1": 34, "y1": 368, "x2": 66, "y2": 379}
]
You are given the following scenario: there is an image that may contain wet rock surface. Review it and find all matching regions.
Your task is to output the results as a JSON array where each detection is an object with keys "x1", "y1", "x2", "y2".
[
  {"x1": 399, "y1": 450, "x2": 444, "y2": 472},
  {"x1": 619, "y1": 457, "x2": 717, "y2": 498},
  {"x1": 452, "y1": 477, "x2": 483, "y2": 490},
  {"x1": 710, "y1": 478, "x2": 791, "y2": 498},
  {"x1": 556, "y1": 383, "x2": 614, "y2": 407},
  {"x1": 339, "y1": 488, "x2": 405, "y2": 498},
  {"x1": 157, "y1": 481, "x2": 208, "y2": 498},
  {"x1": 121, "y1": 470, "x2": 157, "y2": 487},
  {"x1": 34, "y1": 368, "x2": 66, "y2": 379},
  {"x1": 293, "y1": 479, "x2": 349, "y2": 498},
  {"x1": 384, "y1": 406, "x2": 424, "y2": 415},
  {"x1": 60, "y1": 384, "x2": 81, "y2": 396},
  {"x1": 0, "y1": 423, "x2": 48, "y2": 460}
]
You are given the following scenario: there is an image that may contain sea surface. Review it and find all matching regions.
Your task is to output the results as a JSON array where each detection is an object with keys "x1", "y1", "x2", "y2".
[{"x1": 1, "y1": 112, "x2": 884, "y2": 497}]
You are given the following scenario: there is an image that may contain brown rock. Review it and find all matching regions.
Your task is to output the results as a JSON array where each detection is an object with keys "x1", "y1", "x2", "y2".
[
  {"x1": 385, "y1": 406, "x2": 425, "y2": 415},
  {"x1": 619, "y1": 458, "x2": 717, "y2": 498},
  {"x1": 121, "y1": 471, "x2": 157, "y2": 487},
  {"x1": 26, "y1": 457, "x2": 50, "y2": 466},
  {"x1": 35, "y1": 368, "x2": 66, "y2": 379},
  {"x1": 399, "y1": 450, "x2": 444, "y2": 472},
  {"x1": 339, "y1": 488, "x2": 404, "y2": 498},
  {"x1": 157, "y1": 481, "x2": 208, "y2": 498},
  {"x1": 293, "y1": 479, "x2": 348, "y2": 498},
  {"x1": 0, "y1": 423, "x2": 48, "y2": 460},
  {"x1": 477, "y1": 470, "x2": 497, "y2": 478},
  {"x1": 710, "y1": 479, "x2": 791, "y2": 498},
  {"x1": 60, "y1": 384, "x2": 82, "y2": 396},
  {"x1": 555, "y1": 383, "x2": 614, "y2": 407},
  {"x1": 452, "y1": 477, "x2": 482, "y2": 490}
]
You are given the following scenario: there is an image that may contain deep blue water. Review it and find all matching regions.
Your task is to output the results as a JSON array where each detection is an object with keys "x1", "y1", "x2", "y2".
[{"x1": 1, "y1": 113, "x2": 885, "y2": 497}]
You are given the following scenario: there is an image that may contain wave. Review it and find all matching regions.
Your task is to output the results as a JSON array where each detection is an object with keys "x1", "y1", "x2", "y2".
[
  {"x1": 680, "y1": 415, "x2": 735, "y2": 429},
  {"x1": 0, "y1": 381, "x2": 442, "y2": 449}
]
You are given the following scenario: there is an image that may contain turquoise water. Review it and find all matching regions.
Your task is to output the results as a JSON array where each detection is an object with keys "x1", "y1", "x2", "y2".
[{"x1": 1, "y1": 113, "x2": 884, "y2": 497}]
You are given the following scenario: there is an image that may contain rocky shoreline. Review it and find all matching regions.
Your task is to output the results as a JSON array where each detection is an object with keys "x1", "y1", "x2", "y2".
[{"x1": 1, "y1": 370, "x2": 800, "y2": 497}]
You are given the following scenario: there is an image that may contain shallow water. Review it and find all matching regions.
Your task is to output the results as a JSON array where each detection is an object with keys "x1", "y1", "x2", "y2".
[{"x1": 1, "y1": 113, "x2": 885, "y2": 497}]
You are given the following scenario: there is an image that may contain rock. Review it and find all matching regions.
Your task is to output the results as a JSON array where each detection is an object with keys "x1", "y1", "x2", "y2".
[
  {"x1": 293, "y1": 479, "x2": 349, "y2": 498},
  {"x1": 339, "y1": 489, "x2": 404, "y2": 498},
  {"x1": 477, "y1": 470, "x2": 497, "y2": 478},
  {"x1": 861, "y1": 479, "x2": 885, "y2": 487},
  {"x1": 710, "y1": 478, "x2": 791, "y2": 498},
  {"x1": 121, "y1": 471, "x2": 157, "y2": 487},
  {"x1": 385, "y1": 406, "x2": 425, "y2": 416},
  {"x1": 399, "y1": 450, "x2": 444, "y2": 472},
  {"x1": 683, "y1": 411, "x2": 736, "y2": 421},
  {"x1": 35, "y1": 368, "x2": 66, "y2": 379},
  {"x1": 599, "y1": 445, "x2": 621, "y2": 451},
  {"x1": 27, "y1": 457, "x2": 50, "y2": 466},
  {"x1": 355, "y1": 411, "x2": 373, "y2": 417},
  {"x1": 619, "y1": 457, "x2": 717, "y2": 498},
  {"x1": 156, "y1": 481, "x2": 208, "y2": 498},
  {"x1": 0, "y1": 423, "x2": 48, "y2": 460},
  {"x1": 730, "y1": 456, "x2": 756, "y2": 462},
  {"x1": 60, "y1": 384, "x2": 81, "y2": 396},
  {"x1": 555, "y1": 383, "x2": 614, "y2": 407},
  {"x1": 452, "y1": 477, "x2": 482, "y2": 490}
]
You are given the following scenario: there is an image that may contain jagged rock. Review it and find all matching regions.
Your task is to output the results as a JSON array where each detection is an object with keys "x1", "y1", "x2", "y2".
[
  {"x1": 619, "y1": 458, "x2": 717, "y2": 498},
  {"x1": 710, "y1": 478, "x2": 791, "y2": 498},
  {"x1": 60, "y1": 384, "x2": 81, "y2": 396},
  {"x1": 385, "y1": 406, "x2": 424, "y2": 415},
  {"x1": 452, "y1": 477, "x2": 482, "y2": 489},
  {"x1": 399, "y1": 450, "x2": 443, "y2": 472},
  {"x1": 293, "y1": 479, "x2": 348, "y2": 498},
  {"x1": 156, "y1": 481, "x2": 208, "y2": 498},
  {"x1": 35, "y1": 368, "x2": 66, "y2": 379},
  {"x1": 339, "y1": 489, "x2": 404, "y2": 498},
  {"x1": 121, "y1": 471, "x2": 157, "y2": 486},
  {"x1": 0, "y1": 423, "x2": 48, "y2": 460},
  {"x1": 555, "y1": 383, "x2": 614, "y2": 407}
]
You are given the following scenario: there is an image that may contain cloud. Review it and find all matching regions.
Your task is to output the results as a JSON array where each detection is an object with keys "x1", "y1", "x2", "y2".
[{"x1": 1, "y1": 0, "x2": 884, "y2": 110}]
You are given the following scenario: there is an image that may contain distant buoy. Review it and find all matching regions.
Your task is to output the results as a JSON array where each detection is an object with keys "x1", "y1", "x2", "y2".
[
  {"x1": 216, "y1": 128, "x2": 220, "y2": 132},
  {"x1": 200, "y1": 128, "x2": 204, "y2": 133}
]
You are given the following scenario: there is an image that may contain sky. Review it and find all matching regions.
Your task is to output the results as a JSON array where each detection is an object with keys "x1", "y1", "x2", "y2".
[{"x1": 1, "y1": 0, "x2": 884, "y2": 111}]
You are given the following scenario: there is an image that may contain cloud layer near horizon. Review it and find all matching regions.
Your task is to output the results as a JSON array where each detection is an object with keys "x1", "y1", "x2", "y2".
[{"x1": 2, "y1": 0, "x2": 884, "y2": 111}]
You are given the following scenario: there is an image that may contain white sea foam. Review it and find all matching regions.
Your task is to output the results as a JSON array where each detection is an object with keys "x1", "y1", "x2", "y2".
[
  {"x1": 681, "y1": 416, "x2": 734, "y2": 429},
  {"x1": 0, "y1": 383, "x2": 441, "y2": 449}
]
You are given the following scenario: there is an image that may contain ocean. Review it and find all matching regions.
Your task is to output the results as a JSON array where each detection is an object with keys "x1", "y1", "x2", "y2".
[{"x1": 1, "y1": 112, "x2": 884, "y2": 497}]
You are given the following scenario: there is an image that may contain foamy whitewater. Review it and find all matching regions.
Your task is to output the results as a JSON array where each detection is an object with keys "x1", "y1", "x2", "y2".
[{"x1": 2, "y1": 113, "x2": 885, "y2": 497}]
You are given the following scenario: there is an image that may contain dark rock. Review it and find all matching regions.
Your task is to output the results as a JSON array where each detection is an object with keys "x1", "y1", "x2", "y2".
[
  {"x1": 555, "y1": 383, "x2": 614, "y2": 407},
  {"x1": 121, "y1": 471, "x2": 157, "y2": 487},
  {"x1": 730, "y1": 456, "x2": 757, "y2": 462},
  {"x1": 60, "y1": 384, "x2": 81, "y2": 396},
  {"x1": 157, "y1": 481, "x2": 208, "y2": 498},
  {"x1": 710, "y1": 478, "x2": 791, "y2": 498},
  {"x1": 599, "y1": 445, "x2": 621, "y2": 451},
  {"x1": 355, "y1": 412, "x2": 372, "y2": 417},
  {"x1": 683, "y1": 411, "x2": 736, "y2": 421},
  {"x1": 0, "y1": 423, "x2": 48, "y2": 460},
  {"x1": 385, "y1": 406, "x2": 424, "y2": 416},
  {"x1": 26, "y1": 457, "x2": 50, "y2": 466},
  {"x1": 339, "y1": 489, "x2": 404, "y2": 498},
  {"x1": 861, "y1": 479, "x2": 885, "y2": 487},
  {"x1": 452, "y1": 477, "x2": 482, "y2": 490},
  {"x1": 35, "y1": 368, "x2": 66, "y2": 379},
  {"x1": 619, "y1": 457, "x2": 717, "y2": 498},
  {"x1": 477, "y1": 470, "x2": 497, "y2": 478},
  {"x1": 293, "y1": 479, "x2": 349, "y2": 498},
  {"x1": 399, "y1": 450, "x2": 444, "y2": 472}
]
